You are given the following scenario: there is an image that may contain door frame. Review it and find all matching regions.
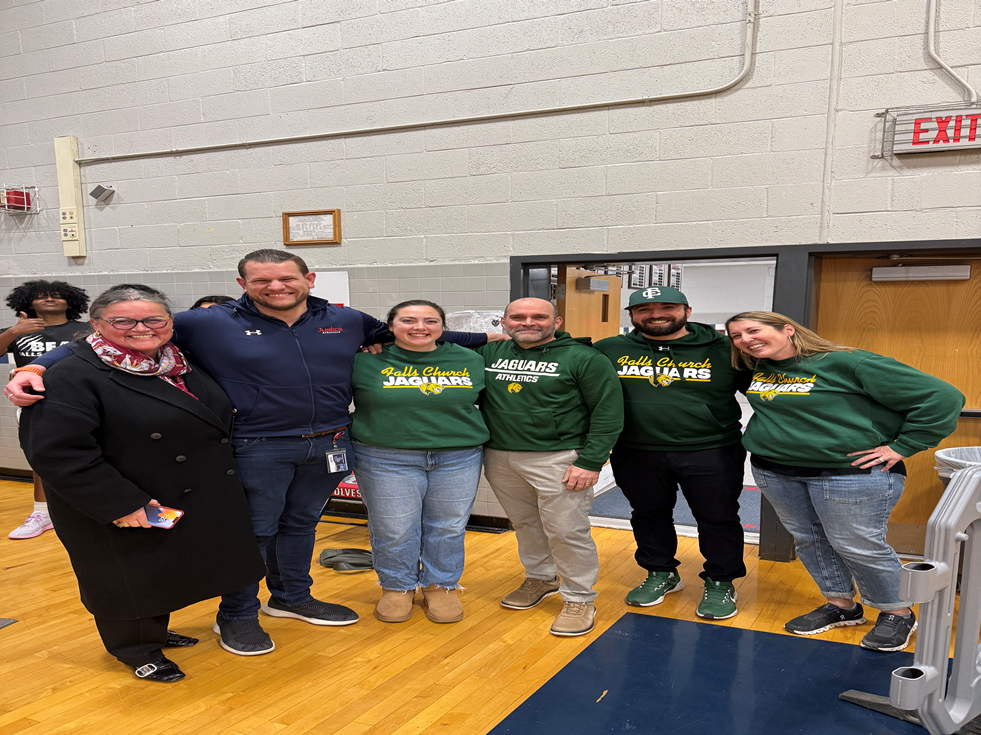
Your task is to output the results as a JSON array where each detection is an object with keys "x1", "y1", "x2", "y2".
[{"x1": 509, "y1": 237, "x2": 981, "y2": 561}]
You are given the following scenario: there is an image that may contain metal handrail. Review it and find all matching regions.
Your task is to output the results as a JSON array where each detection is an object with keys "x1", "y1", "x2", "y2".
[{"x1": 889, "y1": 464, "x2": 981, "y2": 734}]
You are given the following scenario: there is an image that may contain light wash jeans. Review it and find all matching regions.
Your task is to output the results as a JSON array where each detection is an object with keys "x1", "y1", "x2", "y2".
[
  {"x1": 483, "y1": 448, "x2": 599, "y2": 603},
  {"x1": 352, "y1": 443, "x2": 482, "y2": 591},
  {"x1": 751, "y1": 466, "x2": 911, "y2": 610}
]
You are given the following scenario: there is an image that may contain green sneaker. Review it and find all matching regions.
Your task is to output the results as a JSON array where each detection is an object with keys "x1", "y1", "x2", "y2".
[
  {"x1": 696, "y1": 578, "x2": 737, "y2": 620},
  {"x1": 625, "y1": 571, "x2": 684, "y2": 607}
]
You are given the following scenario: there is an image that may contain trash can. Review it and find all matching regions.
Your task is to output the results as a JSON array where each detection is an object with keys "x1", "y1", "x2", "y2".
[{"x1": 934, "y1": 447, "x2": 981, "y2": 486}]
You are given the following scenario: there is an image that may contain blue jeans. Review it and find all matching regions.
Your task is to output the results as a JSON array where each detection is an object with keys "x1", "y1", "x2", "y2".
[
  {"x1": 352, "y1": 443, "x2": 482, "y2": 591},
  {"x1": 219, "y1": 431, "x2": 352, "y2": 620},
  {"x1": 752, "y1": 467, "x2": 910, "y2": 610}
]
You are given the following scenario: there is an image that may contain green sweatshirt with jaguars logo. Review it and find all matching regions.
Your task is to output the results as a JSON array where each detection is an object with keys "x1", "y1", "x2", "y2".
[
  {"x1": 474, "y1": 331, "x2": 623, "y2": 471},
  {"x1": 743, "y1": 350, "x2": 964, "y2": 467},
  {"x1": 593, "y1": 322, "x2": 749, "y2": 451},
  {"x1": 350, "y1": 342, "x2": 489, "y2": 451}
]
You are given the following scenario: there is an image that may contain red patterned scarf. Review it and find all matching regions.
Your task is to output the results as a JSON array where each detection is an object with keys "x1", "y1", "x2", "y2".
[{"x1": 86, "y1": 332, "x2": 197, "y2": 399}]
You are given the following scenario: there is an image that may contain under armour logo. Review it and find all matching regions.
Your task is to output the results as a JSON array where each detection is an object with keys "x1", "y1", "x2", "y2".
[
  {"x1": 245, "y1": 330, "x2": 262, "y2": 336},
  {"x1": 642, "y1": 287, "x2": 662, "y2": 298}
]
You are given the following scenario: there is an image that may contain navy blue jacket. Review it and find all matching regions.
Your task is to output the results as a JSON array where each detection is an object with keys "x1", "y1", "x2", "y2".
[{"x1": 33, "y1": 294, "x2": 486, "y2": 438}]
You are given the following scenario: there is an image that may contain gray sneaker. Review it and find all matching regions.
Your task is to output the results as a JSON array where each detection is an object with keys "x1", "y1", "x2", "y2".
[
  {"x1": 261, "y1": 597, "x2": 359, "y2": 626},
  {"x1": 860, "y1": 611, "x2": 917, "y2": 652},
  {"x1": 213, "y1": 614, "x2": 275, "y2": 656},
  {"x1": 501, "y1": 576, "x2": 561, "y2": 610},
  {"x1": 550, "y1": 601, "x2": 596, "y2": 637}
]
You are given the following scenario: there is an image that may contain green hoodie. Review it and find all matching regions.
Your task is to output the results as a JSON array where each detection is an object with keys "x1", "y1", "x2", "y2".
[
  {"x1": 743, "y1": 350, "x2": 964, "y2": 467},
  {"x1": 593, "y1": 322, "x2": 748, "y2": 451},
  {"x1": 474, "y1": 331, "x2": 623, "y2": 471}
]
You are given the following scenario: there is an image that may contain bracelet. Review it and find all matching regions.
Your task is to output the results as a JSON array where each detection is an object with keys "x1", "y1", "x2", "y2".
[{"x1": 12, "y1": 365, "x2": 45, "y2": 376}]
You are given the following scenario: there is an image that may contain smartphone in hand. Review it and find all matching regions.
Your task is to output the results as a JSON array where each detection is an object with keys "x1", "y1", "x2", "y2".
[{"x1": 144, "y1": 505, "x2": 184, "y2": 529}]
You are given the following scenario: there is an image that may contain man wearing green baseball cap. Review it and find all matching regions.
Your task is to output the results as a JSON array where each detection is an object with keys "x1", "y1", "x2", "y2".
[{"x1": 593, "y1": 286, "x2": 749, "y2": 620}]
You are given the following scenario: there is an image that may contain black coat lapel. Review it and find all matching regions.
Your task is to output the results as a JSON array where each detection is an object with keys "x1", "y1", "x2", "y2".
[{"x1": 77, "y1": 343, "x2": 230, "y2": 434}]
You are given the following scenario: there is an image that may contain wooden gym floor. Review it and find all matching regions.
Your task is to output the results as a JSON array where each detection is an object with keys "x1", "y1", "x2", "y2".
[{"x1": 0, "y1": 478, "x2": 914, "y2": 735}]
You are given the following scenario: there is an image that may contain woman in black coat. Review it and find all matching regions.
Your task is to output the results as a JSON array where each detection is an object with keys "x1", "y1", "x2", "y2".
[{"x1": 19, "y1": 285, "x2": 265, "y2": 683}]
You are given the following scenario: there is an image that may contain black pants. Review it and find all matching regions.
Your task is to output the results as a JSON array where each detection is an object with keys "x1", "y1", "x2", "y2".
[
  {"x1": 610, "y1": 442, "x2": 747, "y2": 582},
  {"x1": 93, "y1": 613, "x2": 170, "y2": 667}
]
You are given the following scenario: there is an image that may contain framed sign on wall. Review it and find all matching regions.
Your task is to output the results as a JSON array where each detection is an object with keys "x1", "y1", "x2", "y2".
[{"x1": 282, "y1": 210, "x2": 341, "y2": 245}]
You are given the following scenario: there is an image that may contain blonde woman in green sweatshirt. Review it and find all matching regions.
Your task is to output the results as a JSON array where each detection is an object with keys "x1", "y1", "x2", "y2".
[{"x1": 726, "y1": 311, "x2": 963, "y2": 653}]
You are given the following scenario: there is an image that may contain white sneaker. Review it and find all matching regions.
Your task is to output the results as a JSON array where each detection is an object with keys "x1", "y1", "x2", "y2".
[{"x1": 8, "y1": 513, "x2": 53, "y2": 540}]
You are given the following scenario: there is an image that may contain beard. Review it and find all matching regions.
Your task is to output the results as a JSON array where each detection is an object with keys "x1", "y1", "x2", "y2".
[
  {"x1": 505, "y1": 323, "x2": 556, "y2": 345},
  {"x1": 632, "y1": 313, "x2": 688, "y2": 337}
]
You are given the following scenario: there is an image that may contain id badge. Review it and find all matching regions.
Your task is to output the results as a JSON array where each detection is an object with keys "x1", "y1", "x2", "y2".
[{"x1": 326, "y1": 449, "x2": 349, "y2": 474}]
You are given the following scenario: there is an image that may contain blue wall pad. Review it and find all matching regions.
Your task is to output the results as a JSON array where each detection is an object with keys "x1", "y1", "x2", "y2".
[
  {"x1": 591, "y1": 486, "x2": 762, "y2": 531},
  {"x1": 490, "y1": 614, "x2": 923, "y2": 735}
]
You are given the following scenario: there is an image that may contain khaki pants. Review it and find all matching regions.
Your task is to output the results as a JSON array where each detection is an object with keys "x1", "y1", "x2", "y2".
[{"x1": 484, "y1": 448, "x2": 599, "y2": 603}]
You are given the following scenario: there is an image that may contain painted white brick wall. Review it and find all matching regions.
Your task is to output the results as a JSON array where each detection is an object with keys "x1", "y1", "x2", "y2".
[{"x1": 1, "y1": 0, "x2": 980, "y2": 278}]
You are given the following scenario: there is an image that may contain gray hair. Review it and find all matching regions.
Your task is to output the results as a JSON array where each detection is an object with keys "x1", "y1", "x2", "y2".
[{"x1": 89, "y1": 284, "x2": 172, "y2": 320}]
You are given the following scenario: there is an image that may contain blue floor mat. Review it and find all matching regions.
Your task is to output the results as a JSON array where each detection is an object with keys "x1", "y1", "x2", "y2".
[
  {"x1": 490, "y1": 614, "x2": 923, "y2": 735},
  {"x1": 591, "y1": 485, "x2": 762, "y2": 531}
]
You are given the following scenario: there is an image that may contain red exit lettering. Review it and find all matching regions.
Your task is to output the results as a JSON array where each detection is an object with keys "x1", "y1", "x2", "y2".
[
  {"x1": 913, "y1": 114, "x2": 981, "y2": 145},
  {"x1": 913, "y1": 118, "x2": 930, "y2": 145}
]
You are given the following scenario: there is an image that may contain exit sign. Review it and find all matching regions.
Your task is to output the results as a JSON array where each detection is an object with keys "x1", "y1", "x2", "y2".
[{"x1": 893, "y1": 107, "x2": 981, "y2": 154}]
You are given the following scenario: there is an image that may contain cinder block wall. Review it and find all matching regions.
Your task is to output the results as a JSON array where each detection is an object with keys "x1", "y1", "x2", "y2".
[{"x1": 2, "y1": 0, "x2": 979, "y2": 279}]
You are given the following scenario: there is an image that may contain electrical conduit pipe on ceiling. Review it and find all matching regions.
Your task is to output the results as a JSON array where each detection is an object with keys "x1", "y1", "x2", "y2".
[
  {"x1": 75, "y1": 0, "x2": 758, "y2": 165},
  {"x1": 927, "y1": 0, "x2": 979, "y2": 103}
]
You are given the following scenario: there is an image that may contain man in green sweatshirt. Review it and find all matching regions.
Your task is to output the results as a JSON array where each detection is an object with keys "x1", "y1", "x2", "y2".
[
  {"x1": 593, "y1": 287, "x2": 749, "y2": 620},
  {"x1": 478, "y1": 298, "x2": 623, "y2": 637}
]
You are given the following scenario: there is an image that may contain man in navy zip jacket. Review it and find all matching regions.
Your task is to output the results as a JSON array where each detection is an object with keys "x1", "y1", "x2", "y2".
[{"x1": 9, "y1": 249, "x2": 493, "y2": 656}]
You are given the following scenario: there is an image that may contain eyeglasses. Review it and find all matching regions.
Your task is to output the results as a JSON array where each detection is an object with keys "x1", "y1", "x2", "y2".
[{"x1": 99, "y1": 316, "x2": 173, "y2": 330}]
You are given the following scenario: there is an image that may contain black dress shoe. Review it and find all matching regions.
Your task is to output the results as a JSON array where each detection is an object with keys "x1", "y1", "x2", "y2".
[
  {"x1": 164, "y1": 630, "x2": 199, "y2": 648},
  {"x1": 133, "y1": 658, "x2": 185, "y2": 683}
]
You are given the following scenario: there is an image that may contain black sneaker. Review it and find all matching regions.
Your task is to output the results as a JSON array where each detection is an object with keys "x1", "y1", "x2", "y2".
[
  {"x1": 785, "y1": 602, "x2": 866, "y2": 635},
  {"x1": 213, "y1": 614, "x2": 275, "y2": 656},
  {"x1": 261, "y1": 597, "x2": 359, "y2": 626},
  {"x1": 860, "y1": 611, "x2": 917, "y2": 652}
]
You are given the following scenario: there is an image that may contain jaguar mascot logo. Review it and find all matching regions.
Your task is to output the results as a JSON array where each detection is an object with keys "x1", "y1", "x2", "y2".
[
  {"x1": 507, "y1": 383, "x2": 523, "y2": 393},
  {"x1": 761, "y1": 389, "x2": 780, "y2": 401},
  {"x1": 419, "y1": 383, "x2": 444, "y2": 395},
  {"x1": 650, "y1": 374, "x2": 677, "y2": 387}
]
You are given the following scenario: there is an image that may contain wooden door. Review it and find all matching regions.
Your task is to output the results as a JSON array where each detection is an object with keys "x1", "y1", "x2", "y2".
[
  {"x1": 814, "y1": 255, "x2": 981, "y2": 552},
  {"x1": 556, "y1": 266, "x2": 622, "y2": 342}
]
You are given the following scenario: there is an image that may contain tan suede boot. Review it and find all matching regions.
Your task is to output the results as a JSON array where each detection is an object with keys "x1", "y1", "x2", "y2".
[
  {"x1": 374, "y1": 589, "x2": 414, "y2": 623},
  {"x1": 421, "y1": 585, "x2": 464, "y2": 623}
]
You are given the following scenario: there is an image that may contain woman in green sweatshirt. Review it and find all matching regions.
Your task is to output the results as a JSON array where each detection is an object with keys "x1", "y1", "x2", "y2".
[
  {"x1": 350, "y1": 300, "x2": 489, "y2": 626},
  {"x1": 726, "y1": 311, "x2": 963, "y2": 653}
]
